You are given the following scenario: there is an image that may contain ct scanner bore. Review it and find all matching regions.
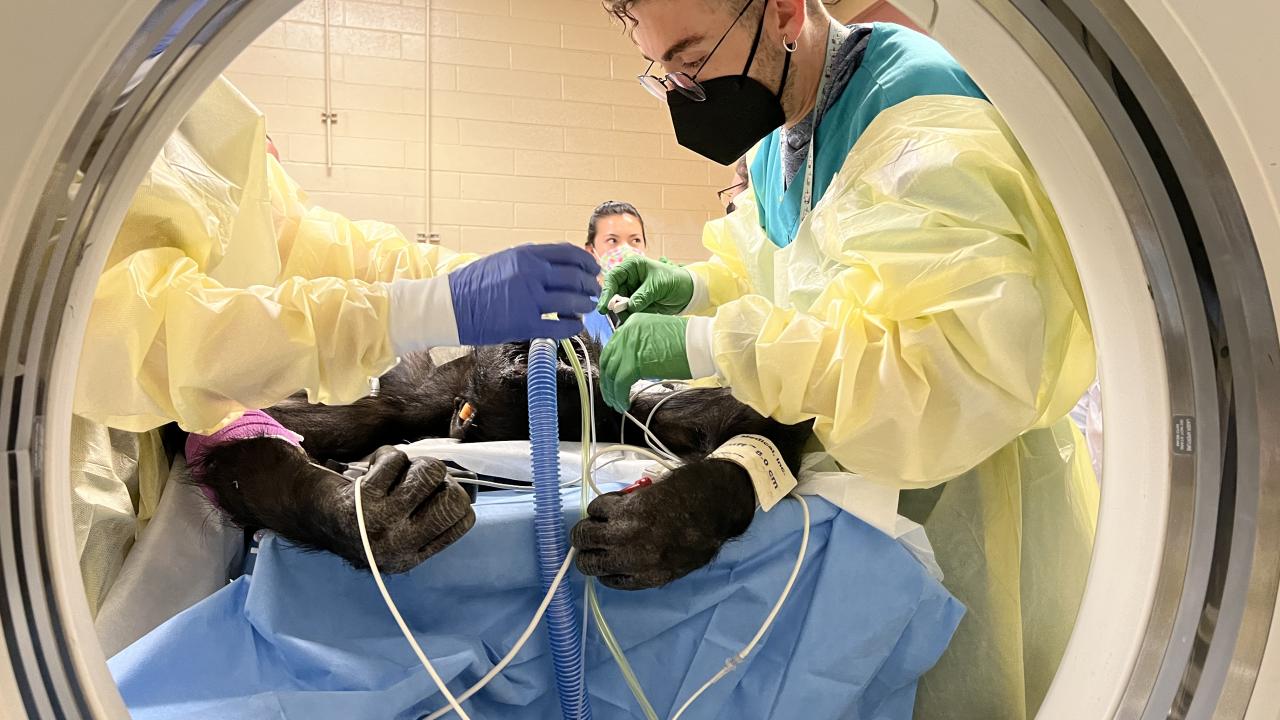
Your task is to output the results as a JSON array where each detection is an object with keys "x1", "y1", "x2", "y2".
[{"x1": 1, "y1": 0, "x2": 1277, "y2": 718}]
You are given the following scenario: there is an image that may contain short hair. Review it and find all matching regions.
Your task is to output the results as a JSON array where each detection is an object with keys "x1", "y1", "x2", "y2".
[
  {"x1": 586, "y1": 201, "x2": 647, "y2": 248},
  {"x1": 604, "y1": 0, "x2": 822, "y2": 27}
]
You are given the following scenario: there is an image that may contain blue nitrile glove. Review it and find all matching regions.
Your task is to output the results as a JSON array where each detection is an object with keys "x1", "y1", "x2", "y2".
[
  {"x1": 449, "y1": 243, "x2": 600, "y2": 345},
  {"x1": 599, "y1": 314, "x2": 693, "y2": 412}
]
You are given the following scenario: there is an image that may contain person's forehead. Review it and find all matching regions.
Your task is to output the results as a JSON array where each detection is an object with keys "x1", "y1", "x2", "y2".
[
  {"x1": 598, "y1": 214, "x2": 643, "y2": 234},
  {"x1": 629, "y1": 0, "x2": 732, "y2": 63}
]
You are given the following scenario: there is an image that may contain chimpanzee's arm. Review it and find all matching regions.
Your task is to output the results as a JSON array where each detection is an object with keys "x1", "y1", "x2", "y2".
[
  {"x1": 626, "y1": 387, "x2": 812, "y2": 468},
  {"x1": 572, "y1": 387, "x2": 813, "y2": 590},
  {"x1": 198, "y1": 438, "x2": 474, "y2": 573},
  {"x1": 264, "y1": 352, "x2": 472, "y2": 463}
]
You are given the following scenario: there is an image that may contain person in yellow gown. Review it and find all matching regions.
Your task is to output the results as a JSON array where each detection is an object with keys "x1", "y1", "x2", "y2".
[
  {"x1": 585, "y1": 0, "x2": 1099, "y2": 716},
  {"x1": 73, "y1": 76, "x2": 599, "y2": 616}
]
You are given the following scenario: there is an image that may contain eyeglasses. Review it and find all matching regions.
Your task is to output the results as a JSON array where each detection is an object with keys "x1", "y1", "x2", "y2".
[
  {"x1": 717, "y1": 180, "x2": 747, "y2": 213},
  {"x1": 716, "y1": 180, "x2": 747, "y2": 205},
  {"x1": 636, "y1": 0, "x2": 759, "y2": 103}
]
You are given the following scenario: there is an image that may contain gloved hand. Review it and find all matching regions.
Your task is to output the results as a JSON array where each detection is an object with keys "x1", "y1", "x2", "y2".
[
  {"x1": 571, "y1": 458, "x2": 756, "y2": 589},
  {"x1": 596, "y1": 255, "x2": 694, "y2": 322},
  {"x1": 599, "y1": 314, "x2": 692, "y2": 412},
  {"x1": 450, "y1": 243, "x2": 600, "y2": 345}
]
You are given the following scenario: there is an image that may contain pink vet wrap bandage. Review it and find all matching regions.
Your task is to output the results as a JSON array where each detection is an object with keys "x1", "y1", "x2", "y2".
[{"x1": 185, "y1": 410, "x2": 304, "y2": 503}]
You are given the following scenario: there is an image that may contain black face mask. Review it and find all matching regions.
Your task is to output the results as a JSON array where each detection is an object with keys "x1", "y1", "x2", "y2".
[{"x1": 667, "y1": 3, "x2": 792, "y2": 165}]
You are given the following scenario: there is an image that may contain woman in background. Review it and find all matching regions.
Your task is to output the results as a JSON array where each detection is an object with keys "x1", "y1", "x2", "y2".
[{"x1": 583, "y1": 200, "x2": 649, "y2": 343}]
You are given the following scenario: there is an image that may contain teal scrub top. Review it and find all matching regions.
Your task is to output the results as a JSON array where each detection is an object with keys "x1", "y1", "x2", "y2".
[{"x1": 751, "y1": 23, "x2": 988, "y2": 248}]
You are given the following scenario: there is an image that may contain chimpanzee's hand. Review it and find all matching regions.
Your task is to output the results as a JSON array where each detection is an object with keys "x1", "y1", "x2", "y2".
[
  {"x1": 329, "y1": 446, "x2": 476, "y2": 573},
  {"x1": 201, "y1": 438, "x2": 474, "y2": 574},
  {"x1": 570, "y1": 459, "x2": 756, "y2": 590}
]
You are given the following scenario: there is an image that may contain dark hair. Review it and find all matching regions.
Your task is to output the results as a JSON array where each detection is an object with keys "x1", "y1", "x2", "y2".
[
  {"x1": 604, "y1": 0, "x2": 824, "y2": 28},
  {"x1": 586, "y1": 201, "x2": 647, "y2": 248}
]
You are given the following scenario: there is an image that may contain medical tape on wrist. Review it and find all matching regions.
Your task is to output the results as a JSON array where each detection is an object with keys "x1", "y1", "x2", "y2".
[{"x1": 707, "y1": 434, "x2": 798, "y2": 511}]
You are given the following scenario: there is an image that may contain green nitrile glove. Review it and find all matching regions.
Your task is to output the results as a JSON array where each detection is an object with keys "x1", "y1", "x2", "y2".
[
  {"x1": 599, "y1": 315, "x2": 693, "y2": 412},
  {"x1": 595, "y1": 255, "x2": 694, "y2": 323}
]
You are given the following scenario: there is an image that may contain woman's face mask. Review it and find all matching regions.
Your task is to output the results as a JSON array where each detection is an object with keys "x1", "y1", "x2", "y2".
[
  {"x1": 598, "y1": 244, "x2": 645, "y2": 272},
  {"x1": 665, "y1": 0, "x2": 791, "y2": 165}
]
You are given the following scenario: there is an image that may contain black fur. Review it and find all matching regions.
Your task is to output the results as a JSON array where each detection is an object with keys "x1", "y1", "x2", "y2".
[{"x1": 191, "y1": 334, "x2": 812, "y2": 588}]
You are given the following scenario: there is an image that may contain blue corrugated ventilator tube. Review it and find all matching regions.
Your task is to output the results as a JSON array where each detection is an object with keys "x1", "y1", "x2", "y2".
[{"x1": 527, "y1": 338, "x2": 593, "y2": 720}]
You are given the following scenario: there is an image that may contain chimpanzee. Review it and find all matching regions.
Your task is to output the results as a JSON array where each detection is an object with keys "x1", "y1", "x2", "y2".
[{"x1": 192, "y1": 335, "x2": 812, "y2": 590}]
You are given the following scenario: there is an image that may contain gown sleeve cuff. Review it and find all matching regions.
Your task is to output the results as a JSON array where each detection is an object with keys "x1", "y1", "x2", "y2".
[
  {"x1": 387, "y1": 276, "x2": 461, "y2": 356},
  {"x1": 683, "y1": 267, "x2": 713, "y2": 315},
  {"x1": 685, "y1": 315, "x2": 719, "y2": 380}
]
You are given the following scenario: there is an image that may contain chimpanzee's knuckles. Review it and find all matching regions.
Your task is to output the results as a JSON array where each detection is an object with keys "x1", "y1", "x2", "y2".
[
  {"x1": 579, "y1": 536, "x2": 664, "y2": 580},
  {"x1": 630, "y1": 569, "x2": 678, "y2": 590},
  {"x1": 570, "y1": 517, "x2": 612, "y2": 551},
  {"x1": 596, "y1": 517, "x2": 645, "y2": 549},
  {"x1": 371, "y1": 445, "x2": 410, "y2": 466},
  {"x1": 381, "y1": 478, "x2": 472, "y2": 550},
  {"x1": 364, "y1": 521, "x2": 435, "y2": 573},
  {"x1": 600, "y1": 570, "x2": 672, "y2": 591},
  {"x1": 341, "y1": 483, "x2": 400, "y2": 535},
  {"x1": 440, "y1": 477, "x2": 473, "y2": 517},
  {"x1": 411, "y1": 477, "x2": 471, "y2": 531},
  {"x1": 575, "y1": 549, "x2": 637, "y2": 577},
  {"x1": 585, "y1": 491, "x2": 626, "y2": 521},
  {"x1": 375, "y1": 502, "x2": 475, "y2": 573},
  {"x1": 394, "y1": 457, "x2": 448, "y2": 506},
  {"x1": 369, "y1": 544, "x2": 422, "y2": 574},
  {"x1": 418, "y1": 505, "x2": 476, "y2": 559},
  {"x1": 362, "y1": 446, "x2": 411, "y2": 494}
]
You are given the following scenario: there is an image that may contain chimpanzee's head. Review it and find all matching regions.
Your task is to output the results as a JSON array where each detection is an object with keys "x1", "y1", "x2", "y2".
[{"x1": 449, "y1": 333, "x2": 608, "y2": 443}]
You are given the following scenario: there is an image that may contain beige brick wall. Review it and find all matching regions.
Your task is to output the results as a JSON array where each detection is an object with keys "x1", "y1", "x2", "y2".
[
  {"x1": 226, "y1": 0, "x2": 431, "y2": 239},
  {"x1": 224, "y1": 0, "x2": 731, "y2": 263},
  {"x1": 430, "y1": 0, "x2": 730, "y2": 261}
]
